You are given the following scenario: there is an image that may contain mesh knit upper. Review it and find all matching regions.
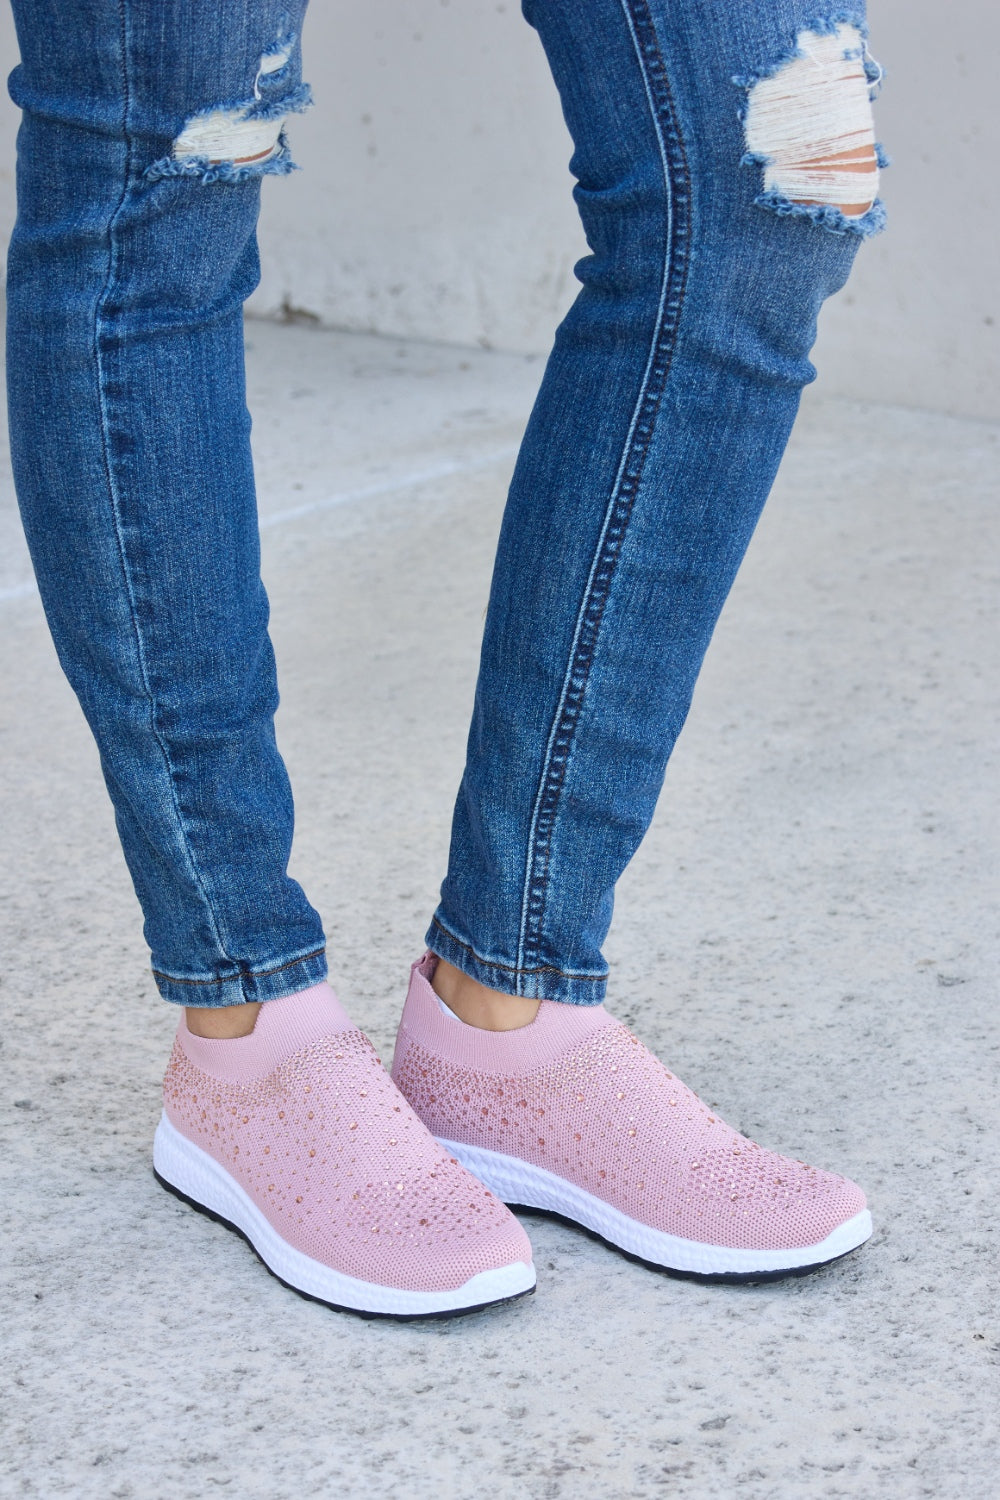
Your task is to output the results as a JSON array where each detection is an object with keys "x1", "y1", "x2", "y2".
[
  {"x1": 163, "y1": 984, "x2": 531, "y2": 1291},
  {"x1": 392, "y1": 958, "x2": 866, "y2": 1252}
]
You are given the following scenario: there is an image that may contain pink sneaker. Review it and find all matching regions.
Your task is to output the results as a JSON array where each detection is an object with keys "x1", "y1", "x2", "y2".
[
  {"x1": 153, "y1": 982, "x2": 534, "y2": 1318},
  {"x1": 391, "y1": 956, "x2": 872, "y2": 1282}
]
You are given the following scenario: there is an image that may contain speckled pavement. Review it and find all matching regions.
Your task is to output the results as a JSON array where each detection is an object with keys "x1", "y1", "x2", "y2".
[{"x1": 1, "y1": 323, "x2": 997, "y2": 1499}]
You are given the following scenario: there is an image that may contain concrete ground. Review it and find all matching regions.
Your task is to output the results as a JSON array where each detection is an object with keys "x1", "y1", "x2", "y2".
[{"x1": 1, "y1": 321, "x2": 998, "y2": 1500}]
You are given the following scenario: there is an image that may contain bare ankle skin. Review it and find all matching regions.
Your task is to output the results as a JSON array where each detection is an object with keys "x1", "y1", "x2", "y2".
[
  {"x1": 185, "y1": 1001, "x2": 262, "y2": 1038},
  {"x1": 431, "y1": 958, "x2": 540, "y2": 1032}
]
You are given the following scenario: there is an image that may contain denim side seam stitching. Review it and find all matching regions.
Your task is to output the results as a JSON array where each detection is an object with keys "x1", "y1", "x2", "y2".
[
  {"x1": 94, "y1": 2, "x2": 239, "y2": 984},
  {"x1": 513, "y1": 0, "x2": 693, "y2": 994}
]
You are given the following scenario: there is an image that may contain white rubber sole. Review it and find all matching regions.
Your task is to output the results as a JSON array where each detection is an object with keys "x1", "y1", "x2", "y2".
[
  {"x1": 153, "y1": 1113, "x2": 535, "y2": 1319},
  {"x1": 438, "y1": 1137, "x2": 873, "y2": 1281}
]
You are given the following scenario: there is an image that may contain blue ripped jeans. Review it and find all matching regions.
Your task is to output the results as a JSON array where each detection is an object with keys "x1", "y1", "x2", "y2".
[{"x1": 6, "y1": 1, "x2": 883, "y2": 1007}]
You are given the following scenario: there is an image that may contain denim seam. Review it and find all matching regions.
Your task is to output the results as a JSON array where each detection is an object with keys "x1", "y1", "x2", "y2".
[
  {"x1": 94, "y1": 3, "x2": 239, "y2": 985},
  {"x1": 429, "y1": 916, "x2": 605, "y2": 983},
  {"x1": 513, "y1": 0, "x2": 693, "y2": 995},
  {"x1": 151, "y1": 945, "x2": 326, "y2": 987}
]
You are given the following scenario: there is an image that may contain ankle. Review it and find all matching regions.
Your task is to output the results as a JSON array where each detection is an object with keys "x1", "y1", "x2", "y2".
[
  {"x1": 431, "y1": 958, "x2": 540, "y2": 1032},
  {"x1": 185, "y1": 1001, "x2": 262, "y2": 1039}
]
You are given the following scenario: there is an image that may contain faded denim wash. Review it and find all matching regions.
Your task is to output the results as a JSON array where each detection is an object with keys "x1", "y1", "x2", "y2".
[
  {"x1": 6, "y1": 1, "x2": 883, "y2": 1006},
  {"x1": 429, "y1": 0, "x2": 884, "y2": 1000}
]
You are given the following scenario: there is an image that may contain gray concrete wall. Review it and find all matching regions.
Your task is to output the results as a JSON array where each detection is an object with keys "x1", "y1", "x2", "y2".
[{"x1": 1, "y1": 1, "x2": 996, "y2": 419}]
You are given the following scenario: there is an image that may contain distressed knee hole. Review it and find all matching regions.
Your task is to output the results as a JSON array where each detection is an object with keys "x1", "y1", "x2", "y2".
[
  {"x1": 171, "y1": 106, "x2": 285, "y2": 168},
  {"x1": 741, "y1": 23, "x2": 883, "y2": 227},
  {"x1": 145, "y1": 37, "x2": 311, "y2": 185}
]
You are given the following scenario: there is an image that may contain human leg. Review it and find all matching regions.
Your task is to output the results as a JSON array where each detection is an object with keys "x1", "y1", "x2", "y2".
[
  {"x1": 6, "y1": 0, "x2": 534, "y2": 1314},
  {"x1": 395, "y1": 0, "x2": 882, "y2": 1278},
  {"x1": 7, "y1": 0, "x2": 324, "y2": 1007},
  {"x1": 427, "y1": 0, "x2": 883, "y2": 1005}
]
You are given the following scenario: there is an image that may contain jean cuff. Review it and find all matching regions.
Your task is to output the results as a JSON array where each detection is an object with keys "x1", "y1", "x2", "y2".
[
  {"x1": 152, "y1": 946, "x2": 328, "y2": 1007},
  {"x1": 426, "y1": 916, "x2": 607, "y2": 1006}
]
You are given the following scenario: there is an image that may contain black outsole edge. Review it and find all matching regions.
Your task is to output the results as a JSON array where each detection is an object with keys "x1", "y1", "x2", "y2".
[
  {"x1": 503, "y1": 1201, "x2": 866, "y2": 1285},
  {"x1": 153, "y1": 1168, "x2": 536, "y2": 1323}
]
